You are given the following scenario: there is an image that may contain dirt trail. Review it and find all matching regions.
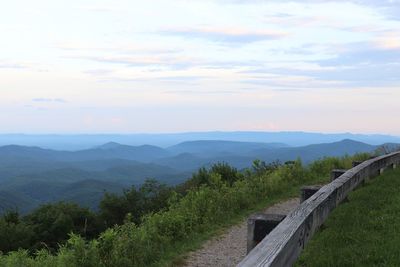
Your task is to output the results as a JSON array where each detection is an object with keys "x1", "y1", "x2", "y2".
[{"x1": 183, "y1": 198, "x2": 299, "y2": 267}]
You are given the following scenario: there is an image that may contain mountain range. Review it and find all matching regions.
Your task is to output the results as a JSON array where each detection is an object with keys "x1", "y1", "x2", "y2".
[
  {"x1": 1, "y1": 131, "x2": 399, "y2": 150},
  {"x1": 0, "y1": 138, "x2": 395, "y2": 214}
]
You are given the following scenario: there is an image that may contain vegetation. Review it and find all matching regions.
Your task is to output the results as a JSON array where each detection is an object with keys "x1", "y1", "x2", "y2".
[
  {"x1": 0, "y1": 179, "x2": 175, "y2": 256},
  {"x1": 0, "y1": 153, "x2": 369, "y2": 266},
  {"x1": 99, "y1": 179, "x2": 173, "y2": 227},
  {"x1": 296, "y1": 167, "x2": 400, "y2": 267},
  {"x1": 0, "y1": 139, "x2": 378, "y2": 214}
]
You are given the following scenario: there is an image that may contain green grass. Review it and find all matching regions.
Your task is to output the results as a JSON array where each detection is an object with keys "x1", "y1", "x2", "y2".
[{"x1": 296, "y1": 167, "x2": 400, "y2": 267}]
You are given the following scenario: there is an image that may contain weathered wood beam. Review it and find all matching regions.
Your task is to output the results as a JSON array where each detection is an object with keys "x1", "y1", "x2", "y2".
[{"x1": 238, "y1": 151, "x2": 400, "y2": 267}]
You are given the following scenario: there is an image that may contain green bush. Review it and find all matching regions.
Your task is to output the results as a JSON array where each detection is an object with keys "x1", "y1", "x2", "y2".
[{"x1": 0, "y1": 154, "x2": 370, "y2": 266}]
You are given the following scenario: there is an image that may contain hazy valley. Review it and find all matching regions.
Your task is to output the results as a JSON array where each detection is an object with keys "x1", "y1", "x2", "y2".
[{"x1": 0, "y1": 134, "x2": 395, "y2": 214}]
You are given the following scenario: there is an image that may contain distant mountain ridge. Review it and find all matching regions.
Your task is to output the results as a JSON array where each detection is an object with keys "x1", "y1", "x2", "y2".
[
  {"x1": 250, "y1": 139, "x2": 377, "y2": 163},
  {"x1": 167, "y1": 140, "x2": 288, "y2": 156},
  {"x1": 1, "y1": 131, "x2": 399, "y2": 150}
]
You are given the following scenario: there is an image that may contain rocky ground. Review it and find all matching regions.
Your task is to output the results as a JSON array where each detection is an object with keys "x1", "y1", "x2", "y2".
[{"x1": 183, "y1": 198, "x2": 300, "y2": 267}]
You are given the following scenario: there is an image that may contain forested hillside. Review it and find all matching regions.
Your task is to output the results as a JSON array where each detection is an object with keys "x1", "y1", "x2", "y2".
[{"x1": 0, "y1": 139, "x2": 392, "y2": 214}]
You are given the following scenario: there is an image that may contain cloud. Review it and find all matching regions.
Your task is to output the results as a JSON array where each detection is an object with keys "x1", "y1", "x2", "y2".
[
  {"x1": 317, "y1": 42, "x2": 400, "y2": 66},
  {"x1": 76, "y1": 6, "x2": 118, "y2": 12},
  {"x1": 159, "y1": 27, "x2": 288, "y2": 44},
  {"x1": 163, "y1": 89, "x2": 239, "y2": 95},
  {"x1": 32, "y1": 98, "x2": 67, "y2": 103},
  {"x1": 348, "y1": 0, "x2": 400, "y2": 20},
  {"x1": 221, "y1": 0, "x2": 400, "y2": 20},
  {"x1": 75, "y1": 55, "x2": 196, "y2": 70},
  {"x1": 55, "y1": 42, "x2": 182, "y2": 55},
  {"x1": 374, "y1": 33, "x2": 400, "y2": 50},
  {"x1": 240, "y1": 40, "x2": 400, "y2": 87},
  {"x1": 73, "y1": 54, "x2": 263, "y2": 71},
  {"x1": 97, "y1": 75, "x2": 209, "y2": 84},
  {"x1": 0, "y1": 61, "x2": 27, "y2": 69},
  {"x1": 83, "y1": 69, "x2": 114, "y2": 76},
  {"x1": 240, "y1": 74, "x2": 324, "y2": 89},
  {"x1": 265, "y1": 14, "x2": 337, "y2": 28},
  {"x1": 263, "y1": 65, "x2": 400, "y2": 86}
]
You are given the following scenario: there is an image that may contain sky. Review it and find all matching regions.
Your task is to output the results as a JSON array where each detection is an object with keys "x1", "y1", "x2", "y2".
[{"x1": 1, "y1": 0, "x2": 400, "y2": 134}]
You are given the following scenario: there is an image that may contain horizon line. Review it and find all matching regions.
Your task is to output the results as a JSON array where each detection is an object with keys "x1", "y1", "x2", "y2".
[{"x1": 0, "y1": 130, "x2": 398, "y2": 137}]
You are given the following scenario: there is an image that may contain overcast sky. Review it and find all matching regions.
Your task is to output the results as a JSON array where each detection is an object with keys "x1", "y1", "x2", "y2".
[{"x1": 1, "y1": 0, "x2": 400, "y2": 134}]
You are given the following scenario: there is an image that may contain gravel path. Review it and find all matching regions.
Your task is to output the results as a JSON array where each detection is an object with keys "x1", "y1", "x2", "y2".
[{"x1": 183, "y1": 198, "x2": 299, "y2": 267}]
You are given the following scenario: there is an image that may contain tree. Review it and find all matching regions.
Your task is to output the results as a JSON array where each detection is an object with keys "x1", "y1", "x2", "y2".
[
  {"x1": 0, "y1": 211, "x2": 34, "y2": 253},
  {"x1": 24, "y1": 202, "x2": 99, "y2": 252},
  {"x1": 99, "y1": 179, "x2": 172, "y2": 227},
  {"x1": 99, "y1": 191, "x2": 133, "y2": 227},
  {"x1": 252, "y1": 159, "x2": 282, "y2": 175},
  {"x1": 189, "y1": 162, "x2": 242, "y2": 188},
  {"x1": 139, "y1": 179, "x2": 171, "y2": 214}
]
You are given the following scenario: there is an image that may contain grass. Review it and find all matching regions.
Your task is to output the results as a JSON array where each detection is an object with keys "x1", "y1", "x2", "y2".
[{"x1": 296, "y1": 167, "x2": 400, "y2": 267}]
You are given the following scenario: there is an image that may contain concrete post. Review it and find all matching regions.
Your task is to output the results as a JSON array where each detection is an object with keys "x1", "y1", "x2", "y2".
[
  {"x1": 300, "y1": 185, "x2": 322, "y2": 203},
  {"x1": 247, "y1": 213, "x2": 286, "y2": 254},
  {"x1": 330, "y1": 169, "x2": 346, "y2": 181}
]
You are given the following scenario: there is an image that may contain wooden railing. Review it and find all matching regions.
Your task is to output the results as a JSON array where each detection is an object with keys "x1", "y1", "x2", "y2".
[{"x1": 238, "y1": 151, "x2": 400, "y2": 267}]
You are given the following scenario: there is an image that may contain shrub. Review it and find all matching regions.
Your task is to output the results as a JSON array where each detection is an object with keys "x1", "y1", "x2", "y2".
[{"x1": 0, "y1": 155, "x2": 369, "y2": 266}]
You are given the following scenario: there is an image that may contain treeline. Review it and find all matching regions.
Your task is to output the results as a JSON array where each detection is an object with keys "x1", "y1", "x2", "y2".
[
  {"x1": 0, "y1": 163, "x2": 249, "y2": 254},
  {"x1": 0, "y1": 179, "x2": 174, "y2": 254},
  {"x1": 0, "y1": 154, "x2": 370, "y2": 266}
]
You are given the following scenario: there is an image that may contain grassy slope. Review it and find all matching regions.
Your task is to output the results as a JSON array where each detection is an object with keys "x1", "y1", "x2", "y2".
[{"x1": 297, "y1": 168, "x2": 400, "y2": 267}]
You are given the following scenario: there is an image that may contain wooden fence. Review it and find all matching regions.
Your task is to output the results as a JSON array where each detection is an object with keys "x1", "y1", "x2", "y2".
[{"x1": 238, "y1": 151, "x2": 400, "y2": 267}]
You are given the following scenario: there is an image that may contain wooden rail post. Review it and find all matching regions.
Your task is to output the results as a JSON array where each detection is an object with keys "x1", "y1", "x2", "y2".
[
  {"x1": 330, "y1": 169, "x2": 346, "y2": 181},
  {"x1": 352, "y1": 161, "x2": 362, "y2": 167},
  {"x1": 247, "y1": 214, "x2": 286, "y2": 254},
  {"x1": 300, "y1": 185, "x2": 322, "y2": 203}
]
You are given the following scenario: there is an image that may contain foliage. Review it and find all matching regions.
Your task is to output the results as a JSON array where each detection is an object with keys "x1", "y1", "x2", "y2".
[
  {"x1": 251, "y1": 159, "x2": 281, "y2": 176},
  {"x1": 24, "y1": 202, "x2": 100, "y2": 252},
  {"x1": 0, "y1": 154, "x2": 371, "y2": 266},
  {"x1": 0, "y1": 212, "x2": 34, "y2": 253},
  {"x1": 99, "y1": 179, "x2": 172, "y2": 227},
  {"x1": 180, "y1": 162, "x2": 243, "y2": 191},
  {"x1": 0, "y1": 203, "x2": 100, "y2": 255}
]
